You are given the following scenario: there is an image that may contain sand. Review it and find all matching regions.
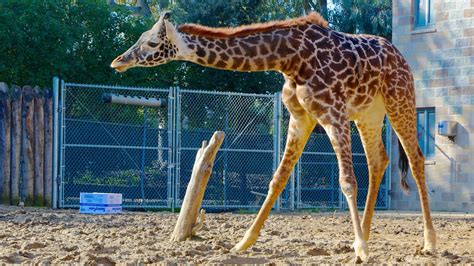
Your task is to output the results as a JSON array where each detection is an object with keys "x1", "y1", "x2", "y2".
[{"x1": 0, "y1": 205, "x2": 472, "y2": 264}]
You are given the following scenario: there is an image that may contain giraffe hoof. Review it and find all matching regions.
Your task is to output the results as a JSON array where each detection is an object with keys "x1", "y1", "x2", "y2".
[
  {"x1": 231, "y1": 241, "x2": 250, "y2": 253},
  {"x1": 422, "y1": 229, "x2": 437, "y2": 254},
  {"x1": 353, "y1": 239, "x2": 369, "y2": 262}
]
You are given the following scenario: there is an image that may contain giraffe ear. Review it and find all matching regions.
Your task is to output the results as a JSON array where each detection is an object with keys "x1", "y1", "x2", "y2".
[
  {"x1": 161, "y1": 11, "x2": 171, "y2": 21},
  {"x1": 164, "y1": 20, "x2": 177, "y2": 42}
]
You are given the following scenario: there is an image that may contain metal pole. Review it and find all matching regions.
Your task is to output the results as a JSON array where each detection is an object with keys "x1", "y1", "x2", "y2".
[
  {"x1": 52, "y1": 77, "x2": 60, "y2": 209},
  {"x1": 223, "y1": 103, "x2": 229, "y2": 207},
  {"x1": 273, "y1": 92, "x2": 281, "y2": 211},
  {"x1": 167, "y1": 87, "x2": 174, "y2": 210},
  {"x1": 140, "y1": 107, "x2": 148, "y2": 205},
  {"x1": 59, "y1": 80, "x2": 66, "y2": 208},
  {"x1": 296, "y1": 158, "x2": 301, "y2": 209},
  {"x1": 175, "y1": 87, "x2": 181, "y2": 207},
  {"x1": 385, "y1": 118, "x2": 392, "y2": 209}
]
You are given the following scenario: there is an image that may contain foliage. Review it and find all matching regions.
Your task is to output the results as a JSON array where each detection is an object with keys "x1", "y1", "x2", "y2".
[
  {"x1": 0, "y1": 0, "x2": 168, "y2": 88},
  {"x1": 0, "y1": 0, "x2": 392, "y2": 91}
]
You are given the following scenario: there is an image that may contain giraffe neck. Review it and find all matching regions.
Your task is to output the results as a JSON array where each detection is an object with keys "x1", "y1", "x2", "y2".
[{"x1": 176, "y1": 25, "x2": 320, "y2": 74}]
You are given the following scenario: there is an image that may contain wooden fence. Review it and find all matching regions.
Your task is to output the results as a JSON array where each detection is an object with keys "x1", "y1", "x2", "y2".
[{"x1": 0, "y1": 82, "x2": 53, "y2": 206}]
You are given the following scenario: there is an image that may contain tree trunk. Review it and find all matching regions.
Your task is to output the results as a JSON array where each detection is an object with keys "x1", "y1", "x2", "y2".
[
  {"x1": 319, "y1": 0, "x2": 328, "y2": 19},
  {"x1": 21, "y1": 86, "x2": 35, "y2": 206},
  {"x1": 0, "y1": 82, "x2": 11, "y2": 204},
  {"x1": 43, "y1": 88, "x2": 53, "y2": 207},
  {"x1": 170, "y1": 131, "x2": 225, "y2": 242},
  {"x1": 33, "y1": 87, "x2": 45, "y2": 206},
  {"x1": 10, "y1": 85, "x2": 22, "y2": 205}
]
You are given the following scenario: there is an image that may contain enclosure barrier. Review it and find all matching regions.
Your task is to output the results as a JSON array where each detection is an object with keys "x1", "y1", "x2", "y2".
[
  {"x1": 54, "y1": 78, "x2": 391, "y2": 211},
  {"x1": 0, "y1": 82, "x2": 53, "y2": 206}
]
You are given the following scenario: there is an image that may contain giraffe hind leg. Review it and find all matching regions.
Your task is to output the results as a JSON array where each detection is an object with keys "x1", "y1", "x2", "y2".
[
  {"x1": 355, "y1": 94, "x2": 389, "y2": 241},
  {"x1": 383, "y1": 83, "x2": 437, "y2": 253}
]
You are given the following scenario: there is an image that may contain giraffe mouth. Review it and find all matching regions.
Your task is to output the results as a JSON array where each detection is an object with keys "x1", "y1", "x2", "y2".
[
  {"x1": 110, "y1": 57, "x2": 132, "y2": 73},
  {"x1": 113, "y1": 65, "x2": 129, "y2": 73}
]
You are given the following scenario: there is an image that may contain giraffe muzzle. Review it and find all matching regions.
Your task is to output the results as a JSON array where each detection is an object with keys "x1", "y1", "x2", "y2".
[{"x1": 110, "y1": 55, "x2": 132, "y2": 73}]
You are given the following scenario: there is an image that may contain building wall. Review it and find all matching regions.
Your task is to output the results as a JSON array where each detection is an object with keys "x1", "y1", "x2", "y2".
[{"x1": 391, "y1": 0, "x2": 474, "y2": 212}]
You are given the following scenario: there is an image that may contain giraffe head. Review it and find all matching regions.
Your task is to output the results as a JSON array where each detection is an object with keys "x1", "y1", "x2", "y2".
[{"x1": 111, "y1": 11, "x2": 184, "y2": 72}]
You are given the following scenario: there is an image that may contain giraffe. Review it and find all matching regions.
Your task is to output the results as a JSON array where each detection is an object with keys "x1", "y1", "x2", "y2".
[{"x1": 111, "y1": 11, "x2": 437, "y2": 261}]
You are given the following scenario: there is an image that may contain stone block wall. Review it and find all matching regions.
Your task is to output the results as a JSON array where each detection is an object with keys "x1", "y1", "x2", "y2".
[{"x1": 391, "y1": 0, "x2": 473, "y2": 212}]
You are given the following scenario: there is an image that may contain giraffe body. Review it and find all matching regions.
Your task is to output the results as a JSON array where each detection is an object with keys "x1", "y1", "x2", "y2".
[{"x1": 111, "y1": 11, "x2": 437, "y2": 261}]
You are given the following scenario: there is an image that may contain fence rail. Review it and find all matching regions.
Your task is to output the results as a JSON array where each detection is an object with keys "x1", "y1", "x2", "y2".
[
  {"x1": 0, "y1": 82, "x2": 53, "y2": 206},
  {"x1": 55, "y1": 79, "x2": 391, "y2": 210}
]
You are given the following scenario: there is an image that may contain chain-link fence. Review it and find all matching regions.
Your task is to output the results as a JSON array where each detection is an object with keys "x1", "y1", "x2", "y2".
[{"x1": 57, "y1": 81, "x2": 391, "y2": 210}]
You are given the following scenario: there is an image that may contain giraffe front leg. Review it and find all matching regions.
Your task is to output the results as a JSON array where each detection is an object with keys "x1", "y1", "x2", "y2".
[
  {"x1": 233, "y1": 114, "x2": 316, "y2": 252},
  {"x1": 323, "y1": 121, "x2": 368, "y2": 262}
]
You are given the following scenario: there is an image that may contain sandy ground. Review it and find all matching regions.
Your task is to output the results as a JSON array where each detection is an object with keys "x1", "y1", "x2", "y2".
[{"x1": 0, "y1": 206, "x2": 473, "y2": 264}]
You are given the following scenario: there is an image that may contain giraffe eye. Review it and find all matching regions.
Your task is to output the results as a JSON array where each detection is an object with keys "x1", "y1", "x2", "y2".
[{"x1": 147, "y1": 41, "x2": 159, "y2": 47}]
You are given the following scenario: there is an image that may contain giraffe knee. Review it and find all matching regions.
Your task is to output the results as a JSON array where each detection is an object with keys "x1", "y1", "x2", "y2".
[{"x1": 339, "y1": 176, "x2": 357, "y2": 198}]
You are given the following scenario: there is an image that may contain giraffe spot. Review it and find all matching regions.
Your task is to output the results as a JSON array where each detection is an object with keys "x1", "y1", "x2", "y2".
[
  {"x1": 244, "y1": 35, "x2": 261, "y2": 44},
  {"x1": 242, "y1": 59, "x2": 251, "y2": 71},
  {"x1": 233, "y1": 47, "x2": 242, "y2": 55},
  {"x1": 146, "y1": 55, "x2": 153, "y2": 62},
  {"x1": 352, "y1": 94, "x2": 366, "y2": 107},
  {"x1": 330, "y1": 61, "x2": 347, "y2": 73},
  {"x1": 187, "y1": 44, "x2": 195, "y2": 50},
  {"x1": 227, "y1": 38, "x2": 238, "y2": 47},
  {"x1": 220, "y1": 53, "x2": 229, "y2": 61},
  {"x1": 198, "y1": 37, "x2": 208, "y2": 46},
  {"x1": 241, "y1": 42, "x2": 258, "y2": 57},
  {"x1": 196, "y1": 58, "x2": 206, "y2": 65},
  {"x1": 215, "y1": 40, "x2": 227, "y2": 50},
  {"x1": 253, "y1": 58, "x2": 264, "y2": 69},
  {"x1": 277, "y1": 41, "x2": 295, "y2": 56},
  {"x1": 196, "y1": 46, "x2": 206, "y2": 57},
  {"x1": 215, "y1": 60, "x2": 227, "y2": 68},
  {"x1": 207, "y1": 42, "x2": 215, "y2": 49},
  {"x1": 231, "y1": 57, "x2": 244, "y2": 69},
  {"x1": 305, "y1": 29, "x2": 323, "y2": 41},
  {"x1": 288, "y1": 37, "x2": 302, "y2": 50},
  {"x1": 259, "y1": 45, "x2": 270, "y2": 55},
  {"x1": 208, "y1": 51, "x2": 217, "y2": 65}
]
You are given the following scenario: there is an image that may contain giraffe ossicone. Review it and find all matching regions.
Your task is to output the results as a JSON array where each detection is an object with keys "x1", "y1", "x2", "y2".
[{"x1": 111, "y1": 10, "x2": 437, "y2": 261}]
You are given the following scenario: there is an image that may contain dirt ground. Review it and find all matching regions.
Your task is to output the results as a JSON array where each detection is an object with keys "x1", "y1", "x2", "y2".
[{"x1": 0, "y1": 206, "x2": 472, "y2": 264}]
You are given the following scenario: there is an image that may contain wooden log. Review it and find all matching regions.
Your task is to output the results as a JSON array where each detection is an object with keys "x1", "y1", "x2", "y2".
[
  {"x1": 43, "y1": 88, "x2": 53, "y2": 207},
  {"x1": 33, "y1": 87, "x2": 44, "y2": 206},
  {"x1": 10, "y1": 85, "x2": 22, "y2": 205},
  {"x1": 0, "y1": 82, "x2": 11, "y2": 204},
  {"x1": 170, "y1": 131, "x2": 225, "y2": 242},
  {"x1": 21, "y1": 86, "x2": 35, "y2": 206}
]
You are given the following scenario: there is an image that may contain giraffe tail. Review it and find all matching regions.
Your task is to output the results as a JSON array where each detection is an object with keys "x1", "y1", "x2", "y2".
[{"x1": 398, "y1": 139, "x2": 410, "y2": 193}]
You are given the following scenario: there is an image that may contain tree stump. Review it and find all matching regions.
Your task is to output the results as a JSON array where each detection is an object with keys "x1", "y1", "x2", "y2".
[{"x1": 170, "y1": 131, "x2": 225, "y2": 242}]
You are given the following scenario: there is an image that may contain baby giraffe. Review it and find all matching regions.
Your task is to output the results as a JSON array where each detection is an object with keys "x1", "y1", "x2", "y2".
[{"x1": 111, "y1": 11, "x2": 436, "y2": 261}]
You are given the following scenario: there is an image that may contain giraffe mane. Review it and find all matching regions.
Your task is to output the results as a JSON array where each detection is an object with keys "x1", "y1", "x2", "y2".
[{"x1": 177, "y1": 12, "x2": 328, "y2": 38}]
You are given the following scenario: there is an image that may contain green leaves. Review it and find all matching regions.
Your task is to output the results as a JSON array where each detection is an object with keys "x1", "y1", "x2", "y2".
[{"x1": 0, "y1": 0, "x2": 391, "y2": 91}]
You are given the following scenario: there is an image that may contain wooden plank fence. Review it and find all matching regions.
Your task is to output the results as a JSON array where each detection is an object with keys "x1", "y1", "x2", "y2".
[{"x1": 0, "y1": 82, "x2": 53, "y2": 206}]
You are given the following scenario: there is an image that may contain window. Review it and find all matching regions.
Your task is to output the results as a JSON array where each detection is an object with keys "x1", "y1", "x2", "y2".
[
  {"x1": 414, "y1": 0, "x2": 435, "y2": 28},
  {"x1": 417, "y1": 108, "x2": 436, "y2": 157}
]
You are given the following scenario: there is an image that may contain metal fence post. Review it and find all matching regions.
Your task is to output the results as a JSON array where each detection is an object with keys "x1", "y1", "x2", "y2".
[
  {"x1": 385, "y1": 119, "x2": 392, "y2": 209},
  {"x1": 174, "y1": 87, "x2": 181, "y2": 208},
  {"x1": 167, "y1": 87, "x2": 174, "y2": 210},
  {"x1": 59, "y1": 80, "x2": 66, "y2": 208},
  {"x1": 52, "y1": 77, "x2": 60, "y2": 209},
  {"x1": 273, "y1": 92, "x2": 281, "y2": 210},
  {"x1": 296, "y1": 158, "x2": 301, "y2": 209},
  {"x1": 139, "y1": 107, "x2": 148, "y2": 205}
]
